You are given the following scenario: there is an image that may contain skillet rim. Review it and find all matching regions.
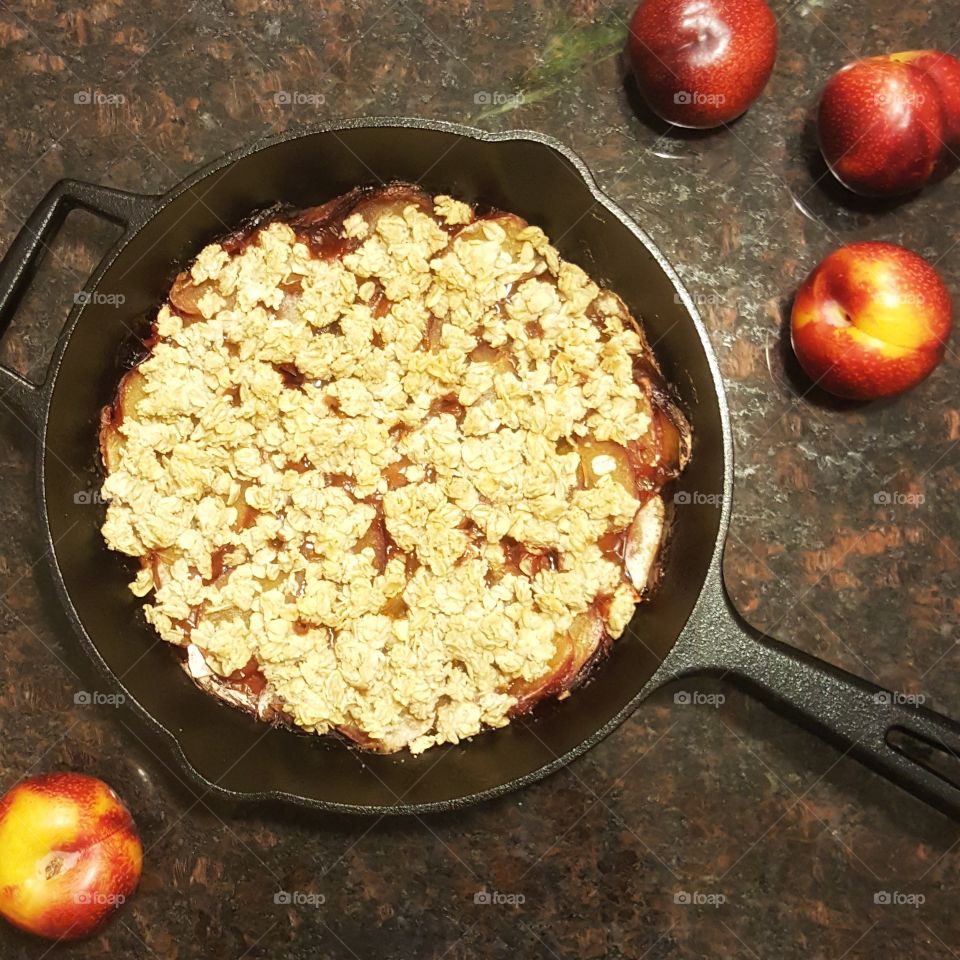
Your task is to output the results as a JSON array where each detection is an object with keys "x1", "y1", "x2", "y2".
[{"x1": 36, "y1": 117, "x2": 735, "y2": 814}]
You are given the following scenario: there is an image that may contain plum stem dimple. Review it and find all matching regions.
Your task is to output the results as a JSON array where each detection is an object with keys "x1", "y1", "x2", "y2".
[
  {"x1": 678, "y1": 8, "x2": 731, "y2": 67},
  {"x1": 823, "y1": 300, "x2": 853, "y2": 328},
  {"x1": 40, "y1": 849, "x2": 79, "y2": 882}
]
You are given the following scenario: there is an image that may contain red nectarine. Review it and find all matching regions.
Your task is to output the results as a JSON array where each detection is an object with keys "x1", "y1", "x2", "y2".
[
  {"x1": 0, "y1": 773, "x2": 142, "y2": 941},
  {"x1": 791, "y1": 242, "x2": 952, "y2": 400},
  {"x1": 627, "y1": 0, "x2": 778, "y2": 127},
  {"x1": 818, "y1": 51, "x2": 960, "y2": 196}
]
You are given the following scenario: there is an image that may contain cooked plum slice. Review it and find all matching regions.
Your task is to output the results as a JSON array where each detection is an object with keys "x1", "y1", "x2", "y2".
[
  {"x1": 577, "y1": 438, "x2": 638, "y2": 495},
  {"x1": 624, "y1": 495, "x2": 666, "y2": 594},
  {"x1": 509, "y1": 608, "x2": 606, "y2": 715},
  {"x1": 99, "y1": 368, "x2": 148, "y2": 473},
  {"x1": 354, "y1": 513, "x2": 388, "y2": 574}
]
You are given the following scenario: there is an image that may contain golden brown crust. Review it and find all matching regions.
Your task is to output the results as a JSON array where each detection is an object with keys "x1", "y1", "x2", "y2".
[{"x1": 99, "y1": 184, "x2": 690, "y2": 753}]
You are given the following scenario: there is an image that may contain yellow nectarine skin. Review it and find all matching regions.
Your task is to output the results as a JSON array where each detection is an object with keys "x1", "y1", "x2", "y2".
[
  {"x1": 0, "y1": 773, "x2": 142, "y2": 941},
  {"x1": 791, "y1": 242, "x2": 952, "y2": 400}
]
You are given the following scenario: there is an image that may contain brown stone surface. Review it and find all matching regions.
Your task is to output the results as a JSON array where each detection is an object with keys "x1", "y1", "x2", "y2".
[{"x1": 0, "y1": 1, "x2": 957, "y2": 956}]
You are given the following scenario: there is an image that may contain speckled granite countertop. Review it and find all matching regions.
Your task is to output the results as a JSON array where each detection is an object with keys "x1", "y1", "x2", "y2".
[{"x1": 0, "y1": 1, "x2": 958, "y2": 957}]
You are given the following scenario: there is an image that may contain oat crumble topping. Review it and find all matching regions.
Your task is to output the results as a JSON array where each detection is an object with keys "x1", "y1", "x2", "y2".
[{"x1": 99, "y1": 185, "x2": 688, "y2": 753}]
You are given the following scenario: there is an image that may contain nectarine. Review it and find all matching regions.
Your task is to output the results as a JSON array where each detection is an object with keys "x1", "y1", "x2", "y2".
[
  {"x1": 818, "y1": 51, "x2": 960, "y2": 196},
  {"x1": 628, "y1": 0, "x2": 778, "y2": 127},
  {"x1": 0, "y1": 773, "x2": 142, "y2": 941},
  {"x1": 791, "y1": 242, "x2": 952, "y2": 399}
]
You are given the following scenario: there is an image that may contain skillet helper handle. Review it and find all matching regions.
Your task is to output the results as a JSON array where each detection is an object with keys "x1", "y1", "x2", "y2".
[
  {"x1": 710, "y1": 597, "x2": 960, "y2": 820},
  {"x1": 0, "y1": 179, "x2": 155, "y2": 425}
]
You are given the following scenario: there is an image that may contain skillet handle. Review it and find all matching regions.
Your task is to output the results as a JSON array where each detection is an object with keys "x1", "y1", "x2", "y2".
[
  {"x1": 694, "y1": 590, "x2": 960, "y2": 820},
  {"x1": 0, "y1": 179, "x2": 156, "y2": 426}
]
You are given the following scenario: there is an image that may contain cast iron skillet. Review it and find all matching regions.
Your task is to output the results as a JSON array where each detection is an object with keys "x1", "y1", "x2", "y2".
[{"x1": 1, "y1": 118, "x2": 958, "y2": 817}]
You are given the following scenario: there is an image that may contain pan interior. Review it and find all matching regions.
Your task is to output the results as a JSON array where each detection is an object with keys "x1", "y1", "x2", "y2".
[{"x1": 43, "y1": 125, "x2": 726, "y2": 809}]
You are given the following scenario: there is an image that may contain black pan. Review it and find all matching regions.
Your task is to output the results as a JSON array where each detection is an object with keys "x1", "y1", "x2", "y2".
[{"x1": 1, "y1": 118, "x2": 958, "y2": 816}]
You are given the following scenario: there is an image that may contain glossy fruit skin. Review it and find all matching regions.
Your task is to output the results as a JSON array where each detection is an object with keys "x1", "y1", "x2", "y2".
[
  {"x1": 0, "y1": 773, "x2": 143, "y2": 941},
  {"x1": 818, "y1": 51, "x2": 960, "y2": 196},
  {"x1": 893, "y1": 51, "x2": 960, "y2": 170},
  {"x1": 627, "y1": 0, "x2": 778, "y2": 128},
  {"x1": 791, "y1": 242, "x2": 953, "y2": 400}
]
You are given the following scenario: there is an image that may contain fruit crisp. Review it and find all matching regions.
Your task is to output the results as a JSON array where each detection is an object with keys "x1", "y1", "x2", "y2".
[{"x1": 99, "y1": 183, "x2": 690, "y2": 754}]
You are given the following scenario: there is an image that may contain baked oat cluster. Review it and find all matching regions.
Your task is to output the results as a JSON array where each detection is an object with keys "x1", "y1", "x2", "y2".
[{"x1": 99, "y1": 184, "x2": 689, "y2": 753}]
